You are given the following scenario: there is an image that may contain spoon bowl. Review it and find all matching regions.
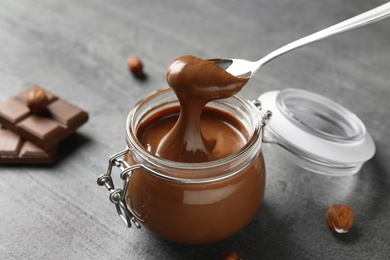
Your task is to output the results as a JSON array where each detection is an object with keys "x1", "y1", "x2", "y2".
[{"x1": 213, "y1": 2, "x2": 390, "y2": 78}]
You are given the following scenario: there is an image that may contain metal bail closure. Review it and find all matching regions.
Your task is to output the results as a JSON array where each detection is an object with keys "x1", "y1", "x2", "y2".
[
  {"x1": 97, "y1": 148, "x2": 142, "y2": 229},
  {"x1": 252, "y1": 99, "x2": 273, "y2": 127},
  {"x1": 256, "y1": 88, "x2": 375, "y2": 176}
]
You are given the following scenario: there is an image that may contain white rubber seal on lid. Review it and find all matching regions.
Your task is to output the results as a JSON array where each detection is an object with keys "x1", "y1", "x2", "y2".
[{"x1": 258, "y1": 89, "x2": 375, "y2": 176}]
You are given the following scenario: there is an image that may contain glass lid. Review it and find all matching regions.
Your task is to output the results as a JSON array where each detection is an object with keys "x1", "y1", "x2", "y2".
[{"x1": 257, "y1": 89, "x2": 375, "y2": 176}]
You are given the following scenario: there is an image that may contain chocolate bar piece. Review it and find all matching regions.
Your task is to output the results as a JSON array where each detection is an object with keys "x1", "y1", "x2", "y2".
[
  {"x1": 0, "y1": 128, "x2": 56, "y2": 164},
  {"x1": 0, "y1": 86, "x2": 88, "y2": 150}
]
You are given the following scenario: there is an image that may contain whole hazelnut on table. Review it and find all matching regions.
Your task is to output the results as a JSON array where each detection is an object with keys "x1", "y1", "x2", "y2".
[
  {"x1": 127, "y1": 55, "x2": 144, "y2": 78},
  {"x1": 26, "y1": 88, "x2": 49, "y2": 114},
  {"x1": 224, "y1": 251, "x2": 242, "y2": 260},
  {"x1": 326, "y1": 204, "x2": 354, "y2": 233}
]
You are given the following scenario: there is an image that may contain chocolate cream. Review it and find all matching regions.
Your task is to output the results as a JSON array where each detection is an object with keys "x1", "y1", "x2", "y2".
[{"x1": 152, "y1": 55, "x2": 249, "y2": 163}]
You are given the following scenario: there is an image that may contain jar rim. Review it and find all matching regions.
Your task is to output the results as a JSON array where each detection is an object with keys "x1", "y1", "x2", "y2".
[{"x1": 125, "y1": 87, "x2": 262, "y2": 182}]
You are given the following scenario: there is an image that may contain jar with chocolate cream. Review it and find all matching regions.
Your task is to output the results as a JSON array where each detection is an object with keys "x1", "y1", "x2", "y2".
[{"x1": 98, "y1": 56, "x2": 375, "y2": 244}]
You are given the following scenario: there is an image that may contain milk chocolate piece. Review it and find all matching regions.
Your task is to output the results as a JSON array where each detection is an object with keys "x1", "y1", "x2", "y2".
[
  {"x1": 0, "y1": 99, "x2": 30, "y2": 124},
  {"x1": 0, "y1": 128, "x2": 56, "y2": 164},
  {"x1": 0, "y1": 86, "x2": 88, "y2": 150}
]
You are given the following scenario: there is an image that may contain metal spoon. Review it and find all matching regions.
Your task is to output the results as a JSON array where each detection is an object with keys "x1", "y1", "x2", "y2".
[{"x1": 213, "y1": 2, "x2": 390, "y2": 78}]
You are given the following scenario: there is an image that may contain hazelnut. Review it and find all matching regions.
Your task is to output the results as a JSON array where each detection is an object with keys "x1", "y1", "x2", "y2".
[
  {"x1": 224, "y1": 251, "x2": 242, "y2": 260},
  {"x1": 326, "y1": 204, "x2": 354, "y2": 233},
  {"x1": 127, "y1": 55, "x2": 144, "y2": 78},
  {"x1": 26, "y1": 88, "x2": 49, "y2": 114}
]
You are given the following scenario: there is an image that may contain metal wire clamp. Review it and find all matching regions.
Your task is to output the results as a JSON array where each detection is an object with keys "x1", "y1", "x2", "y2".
[{"x1": 97, "y1": 148, "x2": 142, "y2": 229}]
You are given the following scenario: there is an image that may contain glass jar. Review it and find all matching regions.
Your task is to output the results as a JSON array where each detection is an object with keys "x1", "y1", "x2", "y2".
[
  {"x1": 98, "y1": 87, "x2": 374, "y2": 244},
  {"x1": 125, "y1": 87, "x2": 266, "y2": 244}
]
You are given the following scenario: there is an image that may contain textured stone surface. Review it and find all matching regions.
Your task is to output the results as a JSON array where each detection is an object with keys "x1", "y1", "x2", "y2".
[{"x1": 0, "y1": 0, "x2": 389, "y2": 259}]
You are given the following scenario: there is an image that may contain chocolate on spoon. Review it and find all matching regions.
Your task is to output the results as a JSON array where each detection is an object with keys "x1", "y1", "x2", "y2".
[{"x1": 156, "y1": 55, "x2": 249, "y2": 163}]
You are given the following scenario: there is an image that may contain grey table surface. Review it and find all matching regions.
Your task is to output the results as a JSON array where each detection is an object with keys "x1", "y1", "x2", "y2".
[{"x1": 1, "y1": 0, "x2": 389, "y2": 259}]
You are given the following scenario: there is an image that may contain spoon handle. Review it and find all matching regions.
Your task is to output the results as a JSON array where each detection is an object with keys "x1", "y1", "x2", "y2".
[{"x1": 256, "y1": 2, "x2": 390, "y2": 71}]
